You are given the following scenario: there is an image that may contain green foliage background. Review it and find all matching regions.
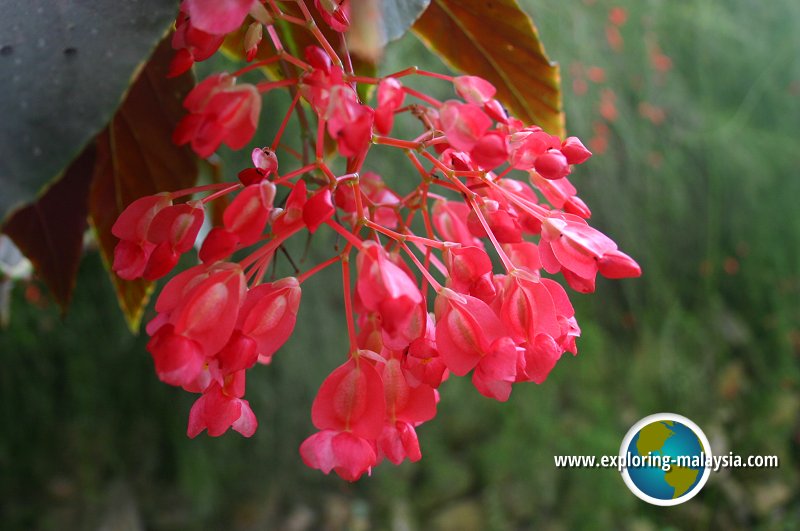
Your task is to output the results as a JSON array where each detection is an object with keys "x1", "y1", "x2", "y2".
[{"x1": 1, "y1": 0, "x2": 799, "y2": 528}]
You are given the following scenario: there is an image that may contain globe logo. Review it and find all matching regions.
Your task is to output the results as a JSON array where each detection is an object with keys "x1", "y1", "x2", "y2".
[{"x1": 619, "y1": 413, "x2": 712, "y2": 506}]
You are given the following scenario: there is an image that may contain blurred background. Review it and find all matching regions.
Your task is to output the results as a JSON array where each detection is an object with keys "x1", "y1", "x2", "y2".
[{"x1": 1, "y1": 0, "x2": 799, "y2": 529}]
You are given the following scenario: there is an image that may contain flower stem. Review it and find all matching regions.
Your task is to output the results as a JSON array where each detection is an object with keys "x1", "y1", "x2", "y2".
[
  {"x1": 274, "y1": 163, "x2": 318, "y2": 186},
  {"x1": 256, "y1": 78, "x2": 299, "y2": 93},
  {"x1": 202, "y1": 184, "x2": 242, "y2": 204},
  {"x1": 465, "y1": 195, "x2": 515, "y2": 272},
  {"x1": 325, "y1": 220, "x2": 364, "y2": 250},
  {"x1": 297, "y1": 254, "x2": 342, "y2": 283},
  {"x1": 372, "y1": 136, "x2": 420, "y2": 150},
  {"x1": 341, "y1": 250, "x2": 359, "y2": 354},
  {"x1": 399, "y1": 241, "x2": 442, "y2": 291},
  {"x1": 271, "y1": 90, "x2": 301, "y2": 150},
  {"x1": 363, "y1": 219, "x2": 445, "y2": 250},
  {"x1": 170, "y1": 182, "x2": 236, "y2": 200},
  {"x1": 402, "y1": 86, "x2": 442, "y2": 107},
  {"x1": 234, "y1": 55, "x2": 281, "y2": 77}
]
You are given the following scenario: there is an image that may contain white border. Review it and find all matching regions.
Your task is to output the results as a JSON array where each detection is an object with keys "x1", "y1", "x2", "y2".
[{"x1": 619, "y1": 412, "x2": 712, "y2": 506}]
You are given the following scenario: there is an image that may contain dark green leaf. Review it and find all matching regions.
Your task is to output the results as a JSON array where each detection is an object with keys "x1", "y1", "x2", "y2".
[{"x1": 0, "y1": 0, "x2": 180, "y2": 222}]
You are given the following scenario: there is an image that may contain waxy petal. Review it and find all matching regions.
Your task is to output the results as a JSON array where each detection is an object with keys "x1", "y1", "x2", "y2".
[{"x1": 311, "y1": 358, "x2": 386, "y2": 439}]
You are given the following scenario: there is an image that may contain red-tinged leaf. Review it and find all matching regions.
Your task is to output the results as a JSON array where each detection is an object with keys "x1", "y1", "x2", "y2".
[
  {"x1": 204, "y1": 157, "x2": 231, "y2": 228},
  {"x1": 412, "y1": 0, "x2": 565, "y2": 137},
  {"x1": 89, "y1": 38, "x2": 199, "y2": 333},
  {"x1": 2, "y1": 146, "x2": 97, "y2": 312}
]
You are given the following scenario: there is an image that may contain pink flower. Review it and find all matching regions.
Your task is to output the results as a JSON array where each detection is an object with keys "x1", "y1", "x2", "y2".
[
  {"x1": 169, "y1": 10, "x2": 224, "y2": 77},
  {"x1": 314, "y1": 0, "x2": 351, "y2": 32},
  {"x1": 377, "y1": 358, "x2": 436, "y2": 464},
  {"x1": 311, "y1": 358, "x2": 386, "y2": 438},
  {"x1": 187, "y1": 382, "x2": 257, "y2": 438},
  {"x1": 381, "y1": 358, "x2": 437, "y2": 425},
  {"x1": 326, "y1": 86, "x2": 374, "y2": 158},
  {"x1": 439, "y1": 100, "x2": 492, "y2": 152},
  {"x1": 404, "y1": 313, "x2": 448, "y2": 388},
  {"x1": 224, "y1": 181, "x2": 276, "y2": 245},
  {"x1": 375, "y1": 78, "x2": 405, "y2": 135},
  {"x1": 472, "y1": 337, "x2": 518, "y2": 401},
  {"x1": 434, "y1": 288, "x2": 512, "y2": 376},
  {"x1": 466, "y1": 199, "x2": 523, "y2": 244},
  {"x1": 470, "y1": 130, "x2": 509, "y2": 169},
  {"x1": 300, "y1": 430, "x2": 376, "y2": 481},
  {"x1": 146, "y1": 325, "x2": 206, "y2": 387},
  {"x1": 534, "y1": 149, "x2": 571, "y2": 180},
  {"x1": 181, "y1": 0, "x2": 257, "y2": 35},
  {"x1": 378, "y1": 422, "x2": 422, "y2": 465},
  {"x1": 144, "y1": 201, "x2": 205, "y2": 279},
  {"x1": 453, "y1": 76, "x2": 496, "y2": 105},
  {"x1": 174, "y1": 73, "x2": 261, "y2": 158},
  {"x1": 561, "y1": 136, "x2": 592, "y2": 165},
  {"x1": 432, "y1": 200, "x2": 484, "y2": 248},
  {"x1": 540, "y1": 214, "x2": 613, "y2": 276},
  {"x1": 200, "y1": 180, "x2": 276, "y2": 263},
  {"x1": 299, "y1": 47, "x2": 344, "y2": 115},
  {"x1": 356, "y1": 242, "x2": 425, "y2": 349},
  {"x1": 112, "y1": 194, "x2": 171, "y2": 279},
  {"x1": 530, "y1": 173, "x2": 591, "y2": 218},
  {"x1": 146, "y1": 264, "x2": 245, "y2": 385},
  {"x1": 539, "y1": 213, "x2": 640, "y2": 291},
  {"x1": 112, "y1": 195, "x2": 204, "y2": 280},
  {"x1": 300, "y1": 357, "x2": 386, "y2": 480},
  {"x1": 508, "y1": 129, "x2": 559, "y2": 170},
  {"x1": 444, "y1": 245, "x2": 496, "y2": 301},
  {"x1": 272, "y1": 180, "x2": 309, "y2": 236},
  {"x1": 502, "y1": 241, "x2": 541, "y2": 274},
  {"x1": 236, "y1": 277, "x2": 302, "y2": 364},
  {"x1": 303, "y1": 188, "x2": 335, "y2": 233},
  {"x1": 498, "y1": 271, "x2": 561, "y2": 344},
  {"x1": 598, "y1": 249, "x2": 642, "y2": 279},
  {"x1": 107, "y1": 10, "x2": 642, "y2": 481},
  {"x1": 519, "y1": 333, "x2": 562, "y2": 384}
]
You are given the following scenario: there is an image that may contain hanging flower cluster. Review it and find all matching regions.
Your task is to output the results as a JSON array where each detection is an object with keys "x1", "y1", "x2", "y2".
[{"x1": 112, "y1": 0, "x2": 641, "y2": 481}]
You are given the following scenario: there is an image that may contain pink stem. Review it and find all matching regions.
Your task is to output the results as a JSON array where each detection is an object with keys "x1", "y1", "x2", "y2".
[
  {"x1": 325, "y1": 220, "x2": 364, "y2": 250},
  {"x1": 363, "y1": 219, "x2": 444, "y2": 250},
  {"x1": 297, "y1": 254, "x2": 342, "y2": 283},
  {"x1": 373, "y1": 136, "x2": 421, "y2": 150},
  {"x1": 273, "y1": 163, "x2": 318, "y2": 185},
  {"x1": 256, "y1": 78, "x2": 299, "y2": 92},
  {"x1": 402, "y1": 87, "x2": 442, "y2": 107},
  {"x1": 170, "y1": 182, "x2": 235, "y2": 200},
  {"x1": 202, "y1": 184, "x2": 242, "y2": 204},
  {"x1": 465, "y1": 195, "x2": 515, "y2": 272},
  {"x1": 341, "y1": 249, "x2": 359, "y2": 354},
  {"x1": 272, "y1": 90, "x2": 301, "y2": 150},
  {"x1": 400, "y1": 241, "x2": 442, "y2": 291},
  {"x1": 234, "y1": 55, "x2": 281, "y2": 77}
]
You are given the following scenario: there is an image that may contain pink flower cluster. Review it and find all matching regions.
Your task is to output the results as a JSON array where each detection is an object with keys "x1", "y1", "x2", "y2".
[{"x1": 112, "y1": 0, "x2": 640, "y2": 481}]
